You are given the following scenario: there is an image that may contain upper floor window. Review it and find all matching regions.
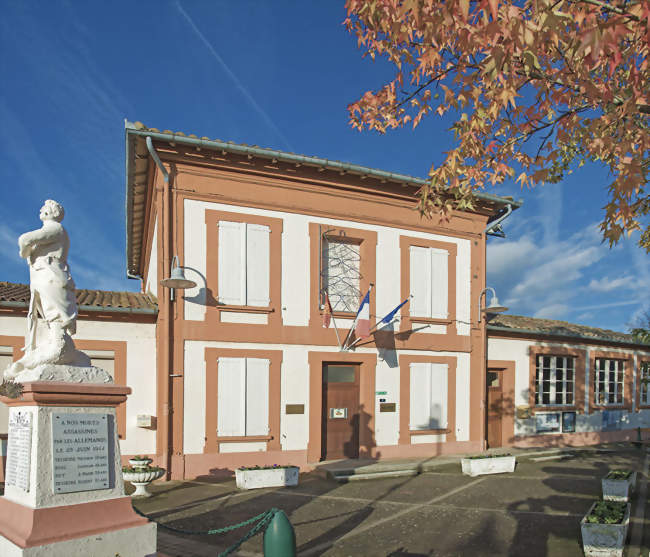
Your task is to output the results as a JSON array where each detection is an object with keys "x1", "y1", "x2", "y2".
[
  {"x1": 322, "y1": 237, "x2": 361, "y2": 313},
  {"x1": 217, "y1": 221, "x2": 270, "y2": 307},
  {"x1": 594, "y1": 358, "x2": 624, "y2": 406},
  {"x1": 409, "y1": 246, "x2": 448, "y2": 319},
  {"x1": 535, "y1": 355, "x2": 575, "y2": 406},
  {"x1": 640, "y1": 361, "x2": 650, "y2": 405}
]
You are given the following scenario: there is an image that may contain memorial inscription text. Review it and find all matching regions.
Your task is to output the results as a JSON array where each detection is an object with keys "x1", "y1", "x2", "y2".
[
  {"x1": 6, "y1": 410, "x2": 33, "y2": 492},
  {"x1": 52, "y1": 413, "x2": 111, "y2": 494}
]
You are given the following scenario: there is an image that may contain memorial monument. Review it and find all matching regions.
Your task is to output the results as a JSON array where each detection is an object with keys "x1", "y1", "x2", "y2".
[{"x1": 0, "y1": 201, "x2": 156, "y2": 556}]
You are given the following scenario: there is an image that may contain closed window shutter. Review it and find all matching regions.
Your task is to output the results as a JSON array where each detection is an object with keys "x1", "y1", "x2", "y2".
[
  {"x1": 218, "y1": 221, "x2": 246, "y2": 305},
  {"x1": 409, "y1": 246, "x2": 431, "y2": 317},
  {"x1": 430, "y1": 249, "x2": 449, "y2": 318},
  {"x1": 245, "y1": 224, "x2": 270, "y2": 307},
  {"x1": 217, "y1": 357, "x2": 246, "y2": 436},
  {"x1": 245, "y1": 358, "x2": 270, "y2": 435},
  {"x1": 429, "y1": 363, "x2": 448, "y2": 429},
  {"x1": 409, "y1": 362, "x2": 432, "y2": 430}
]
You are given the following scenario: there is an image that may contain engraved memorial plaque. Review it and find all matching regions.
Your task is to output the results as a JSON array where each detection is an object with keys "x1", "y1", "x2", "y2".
[
  {"x1": 52, "y1": 413, "x2": 111, "y2": 494},
  {"x1": 5, "y1": 410, "x2": 33, "y2": 491}
]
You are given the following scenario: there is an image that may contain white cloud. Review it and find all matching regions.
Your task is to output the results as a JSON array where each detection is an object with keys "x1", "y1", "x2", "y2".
[
  {"x1": 587, "y1": 275, "x2": 636, "y2": 292},
  {"x1": 534, "y1": 304, "x2": 569, "y2": 319}
]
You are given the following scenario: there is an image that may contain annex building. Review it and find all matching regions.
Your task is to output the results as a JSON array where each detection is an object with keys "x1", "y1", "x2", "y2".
[{"x1": 1, "y1": 121, "x2": 648, "y2": 480}]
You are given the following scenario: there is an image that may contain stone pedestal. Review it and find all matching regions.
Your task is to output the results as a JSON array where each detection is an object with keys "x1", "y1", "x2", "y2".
[{"x1": 0, "y1": 382, "x2": 156, "y2": 556}]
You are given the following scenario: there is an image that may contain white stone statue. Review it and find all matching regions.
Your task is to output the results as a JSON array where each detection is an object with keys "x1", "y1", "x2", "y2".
[{"x1": 4, "y1": 200, "x2": 112, "y2": 383}]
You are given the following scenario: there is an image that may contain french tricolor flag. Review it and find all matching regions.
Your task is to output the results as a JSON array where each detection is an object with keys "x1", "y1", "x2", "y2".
[{"x1": 354, "y1": 288, "x2": 371, "y2": 339}]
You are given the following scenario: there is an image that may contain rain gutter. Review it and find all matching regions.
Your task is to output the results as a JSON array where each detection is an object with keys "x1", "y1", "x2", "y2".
[
  {"x1": 0, "y1": 300, "x2": 157, "y2": 315},
  {"x1": 487, "y1": 324, "x2": 650, "y2": 349}
]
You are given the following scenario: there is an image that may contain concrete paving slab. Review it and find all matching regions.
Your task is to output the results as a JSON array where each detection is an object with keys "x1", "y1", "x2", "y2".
[{"x1": 124, "y1": 443, "x2": 649, "y2": 557}]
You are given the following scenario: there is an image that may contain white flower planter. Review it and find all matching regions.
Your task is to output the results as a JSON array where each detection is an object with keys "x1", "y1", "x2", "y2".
[
  {"x1": 602, "y1": 472, "x2": 636, "y2": 502},
  {"x1": 123, "y1": 468, "x2": 165, "y2": 497},
  {"x1": 235, "y1": 466, "x2": 299, "y2": 490},
  {"x1": 581, "y1": 502, "x2": 630, "y2": 557},
  {"x1": 128, "y1": 458, "x2": 152, "y2": 468},
  {"x1": 461, "y1": 455, "x2": 516, "y2": 477}
]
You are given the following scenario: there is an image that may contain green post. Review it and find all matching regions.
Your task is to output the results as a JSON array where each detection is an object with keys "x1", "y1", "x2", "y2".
[{"x1": 263, "y1": 510, "x2": 296, "y2": 557}]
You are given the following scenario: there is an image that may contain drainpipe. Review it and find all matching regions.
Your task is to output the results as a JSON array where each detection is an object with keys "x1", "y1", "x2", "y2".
[
  {"x1": 484, "y1": 204, "x2": 512, "y2": 236},
  {"x1": 146, "y1": 136, "x2": 173, "y2": 478}
]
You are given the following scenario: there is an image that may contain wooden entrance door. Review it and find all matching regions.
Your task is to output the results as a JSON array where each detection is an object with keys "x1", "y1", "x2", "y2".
[
  {"x1": 322, "y1": 364, "x2": 360, "y2": 460},
  {"x1": 487, "y1": 370, "x2": 503, "y2": 448}
]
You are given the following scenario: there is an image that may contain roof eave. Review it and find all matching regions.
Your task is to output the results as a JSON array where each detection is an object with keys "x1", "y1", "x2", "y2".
[{"x1": 487, "y1": 324, "x2": 650, "y2": 350}]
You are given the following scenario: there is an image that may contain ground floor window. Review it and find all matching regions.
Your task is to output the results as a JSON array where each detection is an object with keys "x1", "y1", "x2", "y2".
[
  {"x1": 594, "y1": 358, "x2": 624, "y2": 406},
  {"x1": 640, "y1": 362, "x2": 650, "y2": 405},
  {"x1": 535, "y1": 355, "x2": 575, "y2": 406},
  {"x1": 409, "y1": 362, "x2": 448, "y2": 430},
  {"x1": 535, "y1": 411, "x2": 576, "y2": 433},
  {"x1": 217, "y1": 357, "x2": 269, "y2": 437}
]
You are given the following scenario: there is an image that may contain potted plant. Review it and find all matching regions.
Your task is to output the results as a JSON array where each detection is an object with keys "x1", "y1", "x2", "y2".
[
  {"x1": 128, "y1": 455, "x2": 153, "y2": 468},
  {"x1": 460, "y1": 453, "x2": 516, "y2": 477},
  {"x1": 602, "y1": 470, "x2": 636, "y2": 502},
  {"x1": 581, "y1": 500, "x2": 630, "y2": 557},
  {"x1": 235, "y1": 464, "x2": 299, "y2": 490},
  {"x1": 122, "y1": 457, "x2": 165, "y2": 497}
]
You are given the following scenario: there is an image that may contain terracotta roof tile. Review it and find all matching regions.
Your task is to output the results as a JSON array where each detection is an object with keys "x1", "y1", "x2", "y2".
[
  {"x1": 488, "y1": 314, "x2": 647, "y2": 346},
  {"x1": 0, "y1": 281, "x2": 157, "y2": 313}
]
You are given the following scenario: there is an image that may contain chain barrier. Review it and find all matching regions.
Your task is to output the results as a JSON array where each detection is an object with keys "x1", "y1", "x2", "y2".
[{"x1": 132, "y1": 504, "x2": 280, "y2": 556}]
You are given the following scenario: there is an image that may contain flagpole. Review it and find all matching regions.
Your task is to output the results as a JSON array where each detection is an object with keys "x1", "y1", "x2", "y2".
[
  {"x1": 342, "y1": 283, "x2": 373, "y2": 351},
  {"x1": 325, "y1": 292, "x2": 343, "y2": 350},
  {"x1": 346, "y1": 295, "x2": 412, "y2": 351}
]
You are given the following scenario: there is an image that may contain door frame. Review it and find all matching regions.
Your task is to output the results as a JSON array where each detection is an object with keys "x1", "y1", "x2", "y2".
[
  {"x1": 321, "y1": 363, "x2": 361, "y2": 460},
  {"x1": 486, "y1": 360, "x2": 516, "y2": 447},
  {"x1": 308, "y1": 352, "x2": 376, "y2": 462}
]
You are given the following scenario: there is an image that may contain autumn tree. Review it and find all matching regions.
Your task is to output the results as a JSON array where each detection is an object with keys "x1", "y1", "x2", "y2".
[{"x1": 345, "y1": 0, "x2": 650, "y2": 250}]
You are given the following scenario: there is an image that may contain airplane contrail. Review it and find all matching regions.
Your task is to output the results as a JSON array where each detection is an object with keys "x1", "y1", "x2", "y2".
[{"x1": 176, "y1": 2, "x2": 294, "y2": 152}]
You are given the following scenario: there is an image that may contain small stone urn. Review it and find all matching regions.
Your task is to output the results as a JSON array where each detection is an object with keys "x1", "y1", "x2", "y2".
[{"x1": 123, "y1": 457, "x2": 165, "y2": 497}]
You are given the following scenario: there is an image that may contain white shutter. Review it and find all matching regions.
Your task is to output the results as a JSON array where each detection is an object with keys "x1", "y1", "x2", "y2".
[
  {"x1": 245, "y1": 358, "x2": 270, "y2": 436},
  {"x1": 430, "y1": 249, "x2": 449, "y2": 319},
  {"x1": 409, "y1": 362, "x2": 432, "y2": 430},
  {"x1": 218, "y1": 221, "x2": 246, "y2": 305},
  {"x1": 246, "y1": 224, "x2": 270, "y2": 307},
  {"x1": 410, "y1": 246, "x2": 431, "y2": 317},
  {"x1": 217, "y1": 357, "x2": 246, "y2": 436},
  {"x1": 429, "y1": 363, "x2": 448, "y2": 429}
]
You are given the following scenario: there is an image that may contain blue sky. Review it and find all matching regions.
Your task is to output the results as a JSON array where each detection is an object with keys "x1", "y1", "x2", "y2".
[{"x1": 0, "y1": 2, "x2": 647, "y2": 333}]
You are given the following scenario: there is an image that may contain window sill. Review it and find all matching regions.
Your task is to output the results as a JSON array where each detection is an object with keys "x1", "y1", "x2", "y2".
[
  {"x1": 408, "y1": 317, "x2": 452, "y2": 325},
  {"x1": 217, "y1": 305, "x2": 274, "y2": 314},
  {"x1": 409, "y1": 428, "x2": 450, "y2": 436},
  {"x1": 531, "y1": 406, "x2": 578, "y2": 414},
  {"x1": 216, "y1": 435, "x2": 273, "y2": 443},
  {"x1": 591, "y1": 404, "x2": 628, "y2": 410}
]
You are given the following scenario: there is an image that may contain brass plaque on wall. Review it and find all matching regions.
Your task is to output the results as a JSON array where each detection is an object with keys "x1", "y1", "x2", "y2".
[
  {"x1": 285, "y1": 404, "x2": 304, "y2": 415},
  {"x1": 516, "y1": 406, "x2": 532, "y2": 419},
  {"x1": 380, "y1": 403, "x2": 396, "y2": 412}
]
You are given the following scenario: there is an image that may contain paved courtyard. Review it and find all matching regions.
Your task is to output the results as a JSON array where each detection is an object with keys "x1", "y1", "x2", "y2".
[{"x1": 133, "y1": 444, "x2": 649, "y2": 557}]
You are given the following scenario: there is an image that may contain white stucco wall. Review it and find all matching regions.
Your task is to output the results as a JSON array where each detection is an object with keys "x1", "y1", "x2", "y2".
[
  {"x1": 488, "y1": 336, "x2": 650, "y2": 437},
  {"x1": 182, "y1": 199, "x2": 472, "y2": 333},
  {"x1": 183, "y1": 339, "x2": 469, "y2": 455},
  {"x1": 0, "y1": 314, "x2": 157, "y2": 456},
  {"x1": 145, "y1": 219, "x2": 158, "y2": 297}
]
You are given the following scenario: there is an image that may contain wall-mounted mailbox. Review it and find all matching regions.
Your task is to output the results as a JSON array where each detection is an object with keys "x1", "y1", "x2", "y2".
[
  {"x1": 136, "y1": 414, "x2": 157, "y2": 429},
  {"x1": 285, "y1": 404, "x2": 304, "y2": 415},
  {"x1": 380, "y1": 403, "x2": 396, "y2": 413}
]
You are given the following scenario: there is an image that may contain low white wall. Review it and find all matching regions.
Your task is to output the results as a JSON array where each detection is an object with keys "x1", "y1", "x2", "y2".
[
  {"x1": 0, "y1": 314, "x2": 157, "y2": 456},
  {"x1": 488, "y1": 336, "x2": 650, "y2": 437}
]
